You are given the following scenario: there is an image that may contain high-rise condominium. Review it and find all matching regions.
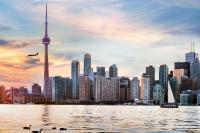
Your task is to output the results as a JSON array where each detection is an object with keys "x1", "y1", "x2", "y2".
[
  {"x1": 96, "y1": 67, "x2": 106, "y2": 77},
  {"x1": 84, "y1": 53, "x2": 91, "y2": 76},
  {"x1": 71, "y1": 60, "x2": 80, "y2": 99},
  {"x1": 140, "y1": 74, "x2": 150, "y2": 104},
  {"x1": 109, "y1": 64, "x2": 118, "y2": 77},
  {"x1": 50, "y1": 76, "x2": 72, "y2": 103},
  {"x1": 130, "y1": 77, "x2": 140, "y2": 100},
  {"x1": 79, "y1": 75, "x2": 91, "y2": 101},
  {"x1": 146, "y1": 65, "x2": 155, "y2": 100},
  {"x1": 159, "y1": 64, "x2": 169, "y2": 103}
]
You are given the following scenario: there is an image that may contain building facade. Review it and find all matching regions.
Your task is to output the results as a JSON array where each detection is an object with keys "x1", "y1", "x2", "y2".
[
  {"x1": 120, "y1": 77, "x2": 130, "y2": 102},
  {"x1": 109, "y1": 64, "x2": 118, "y2": 77},
  {"x1": 50, "y1": 76, "x2": 72, "y2": 103},
  {"x1": 130, "y1": 77, "x2": 140, "y2": 100},
  {"x1": 146, "y1": 65, "x2": 155, "y2": 100},
  {"x1": 94, "y1": 76, "x2": 120, "y2": 103},
  {"x1": 96, "y1": 66, "x2": 106, "y2": 77},
  {"x1": 71, "y1": 60, "x2": 80, "y2": 99},
  {"x1": 84, "y1": 53, "x2": 91, "y2": 76},
  {"x1": 159, "y1": 64, "x2": 169, "y2": 103},
  {"x1": 79, "y1": 76, "x2": 91, "y2": 101},
  {"x1": 32, "y1": 83, "x2": 41, "y2": 95},
  {"x1": 153, "y1": 82, "x2": 164, "y2": 105},
  {"x1": 140, "y1": 74, "x2": 150, "y2": 104}
]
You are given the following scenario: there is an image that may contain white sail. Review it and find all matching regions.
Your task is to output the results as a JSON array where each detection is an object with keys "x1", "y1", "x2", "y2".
[{"x1": 168, "y1": 81, "x2": 175, "y2": 103}]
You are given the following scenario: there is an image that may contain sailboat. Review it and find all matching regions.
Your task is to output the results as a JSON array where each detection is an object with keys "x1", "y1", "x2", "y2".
[{"x1": 160, "y1": 81, "x2": 179, "y2": 108}]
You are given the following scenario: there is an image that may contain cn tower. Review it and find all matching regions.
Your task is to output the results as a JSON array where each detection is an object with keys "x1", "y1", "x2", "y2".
[{"x1": 42, "y1": 3, "x2": 51, "y2": 99}]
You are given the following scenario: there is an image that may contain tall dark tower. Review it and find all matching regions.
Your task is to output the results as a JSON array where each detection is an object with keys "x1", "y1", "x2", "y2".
[{"x1": 42, "y1": 3, "x2": 51, "y2": 99}]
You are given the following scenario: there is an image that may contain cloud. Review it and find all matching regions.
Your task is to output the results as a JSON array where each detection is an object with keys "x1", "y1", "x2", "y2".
[{"x1": 0, "y1": 38, "x2": 40, "y2": 49}]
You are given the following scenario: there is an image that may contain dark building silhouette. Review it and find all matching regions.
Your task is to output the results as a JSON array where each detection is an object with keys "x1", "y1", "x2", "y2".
[
  {"x1": 96, "y1": 67, "x2": 106, "y2": 77},
  {"x1": 146, "y1": 65, "x2": 155, "y2": 100},
  {"x1": 109, "y1": 64, "x2": 118, "y2": 77},
  {"x1": 159, "y1": 64, "x2": 169, "y2": 103},
  {"x1": 174, "y1": 62, "x2": 190, "y2": 77},
  {"x1": 32, "y1": 83, "x2": 42, "y2": 95},
  {"x1": 120, "y1": 77, "x2": 130, "y2": 102}
]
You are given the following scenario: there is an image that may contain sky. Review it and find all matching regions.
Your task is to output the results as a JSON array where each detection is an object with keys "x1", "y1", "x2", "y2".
[{"x1": 0, "y1": 0, "x2": 200, "y2": 89}]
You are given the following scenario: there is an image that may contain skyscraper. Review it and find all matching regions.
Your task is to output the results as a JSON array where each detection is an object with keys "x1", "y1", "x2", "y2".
[
  {"x1": 71, "y1": 60, "x2": 80, "y2": 99},
  {"x1": 79, "y1": 75, "x2": 91, "y2": 101},
  {"x1": 140, "y1": 74, "x2": 150, "y2": 104},
  {"x1": 174, "y1": 62, "x2": 190, "y2": 77},
  {"x1": 190, "y1": 58, "x2": 200, "y2": 89},
  {"x1": 50, "y1": 76, "x2": 70, "y2": 103},
  {"x1": 146, "y1": 65, "x2": 155, "y2": 100},
  {"x1": 130, "y1": 77, "x2": 140, "y2": 100},
  {"x1": 185, "y1": 43, "x2": 198, "y2": 64},
  {"x1": 109, "y1": 64, "x2": 118, "y2": 77},
  {"x1": 84, "y1": 53, "x2": 91, "y2": 76},
  {"x1": 96, "y1": 66, "x2": 106, "y2": 77},
  {"x1": 42, "y1": 4, "x2": 51, "y2": 99},
  {"x1": 120, "y1": 77, "x2": 130, "y2": 102},
  {"x1": 159, "y1": 64, "x2": 169, "y2": 102},
  {"x1": 153, "y1": 80, "x2": 164, "y2": 105}
]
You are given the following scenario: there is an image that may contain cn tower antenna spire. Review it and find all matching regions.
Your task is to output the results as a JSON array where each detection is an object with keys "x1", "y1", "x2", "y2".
[{"x1": 45, "y1": 3, "x2": 48, "y2": 37}]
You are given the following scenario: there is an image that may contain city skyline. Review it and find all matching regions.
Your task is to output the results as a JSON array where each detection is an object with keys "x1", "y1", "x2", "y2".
[{"x1": 0, "y1": 0, "x2": 200, "y2": 89}]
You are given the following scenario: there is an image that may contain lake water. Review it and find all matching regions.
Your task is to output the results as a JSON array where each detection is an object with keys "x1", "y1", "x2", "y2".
[{"x1": 0, "y1": 105, "x2": 199, "y2": 133}]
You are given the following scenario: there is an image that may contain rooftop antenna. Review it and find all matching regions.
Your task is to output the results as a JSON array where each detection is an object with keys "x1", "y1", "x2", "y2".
[{"x1": 190, "y1": 42, "x2": 192, "y2": 52}]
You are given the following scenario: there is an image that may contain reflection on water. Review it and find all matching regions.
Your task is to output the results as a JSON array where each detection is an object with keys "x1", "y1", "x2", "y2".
[{"x1": 0, "y1": 105, "x2": 199, "y2": 133}]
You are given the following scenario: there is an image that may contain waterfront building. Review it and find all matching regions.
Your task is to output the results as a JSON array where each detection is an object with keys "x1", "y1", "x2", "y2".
[
  {"x1": 32, "y1": 83, "x2": 41, "y2": 95},
  {"x1": 79, "y1": 75, "x2": 91, "y2": 101},
  {"x1": 50, "y1": 76, "x2": 71, "y2": 103},
  {"x1": 0, "y1": 85, "x2": 5, "y2": 103},
  {"x1": 96, "y1": 67, "x2": 106, "y2": 77},
  {"x1": 120, "y1": 77, "x2": 130, "y2": 102},
  {"x1": 64, "y1": 77, "x2": 72, "y2": 99},
  {"x1": 94, "y1": 76, "x2": 120, "y2": 103},
  {"x1": 18, "y1": 87, "x2": 28, "y2": 95},
  {"x1": 169, "y1": 77, "x2": 179, "y2": 102},
  {"x1": 159, "y1": 64, "x2": 169, "y2": 103},
  {"x1": 180, "y1": 94, "x2": 190, "y2": 105},
  {"x1": 130, "y1": 77, "x2": 140, "y2": 100},
  {"x1": 146, "y1": 65, "x2": 155, "y2": 100},
  {"x1": 180, "y1": 90, "x2": 198, "y2": 105},
  {"x1": 109, "y1": 64, "x2": 118, "y2": 77},
  {"x1": 71, "y1": 60, "x2": 80, "y2": 99},
  {"x1": 140, "y1": 74, "x2": 150, "y2": 104},
  {"x1": 94, "y1": 76, "x2": 106, "y2": 102},
  {"x1": 190, "y1": 58, "x2": 200, "y2": 89},
  {"x1": 84, "y1": 53, "x2": 91, "y2": 76},
  {"x1": 153, "y1": 81, "x2": 164, "y2": 105}
]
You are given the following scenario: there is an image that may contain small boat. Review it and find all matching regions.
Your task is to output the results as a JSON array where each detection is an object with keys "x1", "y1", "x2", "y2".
[{"x1": 160, "y1": 81, "x2": 179, "y2": 108}]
